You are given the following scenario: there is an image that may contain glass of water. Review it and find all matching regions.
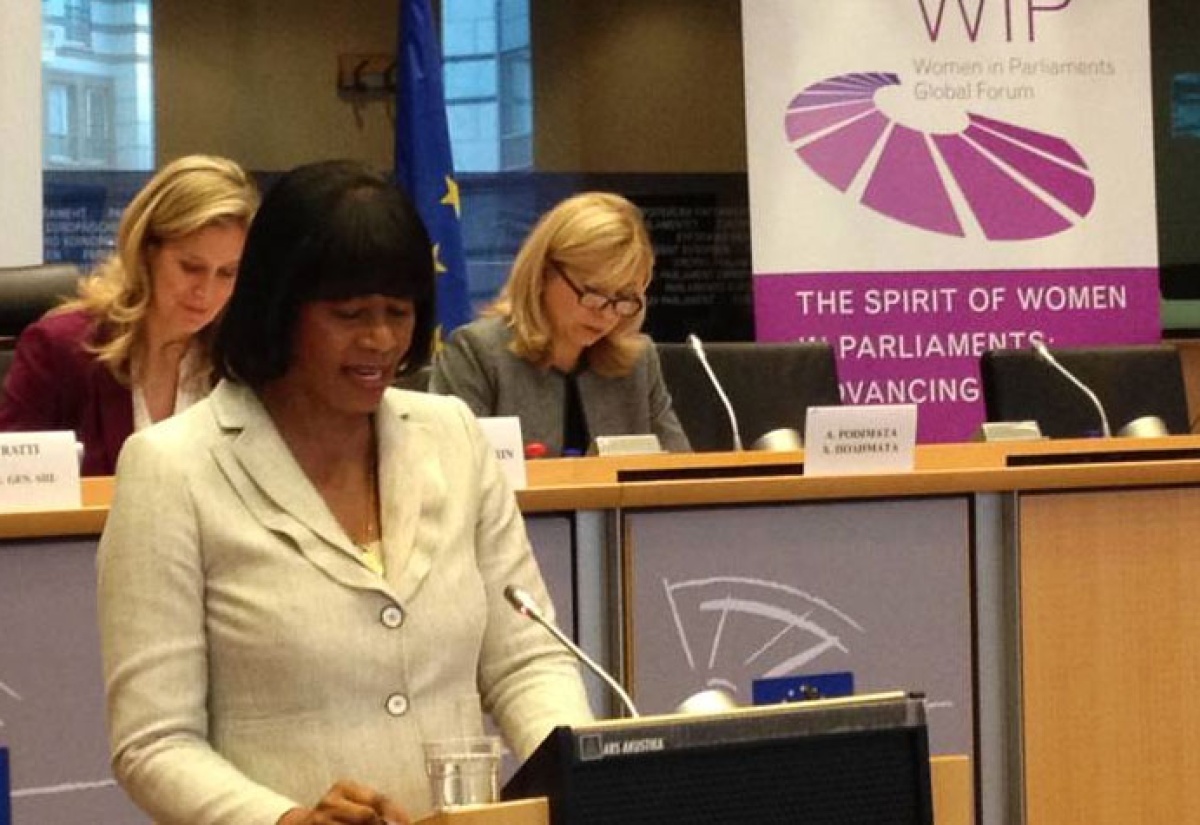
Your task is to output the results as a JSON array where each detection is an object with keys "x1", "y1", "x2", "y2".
[{"x1": 424, "y1": 735, "x2": 503, "y2": 809}]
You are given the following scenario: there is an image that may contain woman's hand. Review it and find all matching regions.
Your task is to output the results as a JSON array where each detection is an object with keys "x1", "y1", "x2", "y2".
[{"x1": 277, "y1": 779, "x2": 411, "y2": 825}]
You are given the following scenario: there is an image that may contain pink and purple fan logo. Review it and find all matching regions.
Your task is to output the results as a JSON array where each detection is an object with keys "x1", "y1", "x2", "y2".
[{"x1": 784, "y1": 72, "x2": 1095, "y2": 240}]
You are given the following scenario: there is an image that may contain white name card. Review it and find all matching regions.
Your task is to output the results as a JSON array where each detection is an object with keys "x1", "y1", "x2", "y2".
[
  {"x1": 476, "y1": 416, "x2": 527, "y2": 490},
  {"x1": 803, "y1": 405, "x2": 918, "y2": 476},
  {"x1": 591, "y1": 434, "x2": 663, "y2": 457},
  {"x1": 0, "y1": 431, "x2": 82, "y2": 510}
]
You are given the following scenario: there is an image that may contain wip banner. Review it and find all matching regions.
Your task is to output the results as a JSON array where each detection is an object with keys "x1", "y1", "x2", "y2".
[{"x1": 743, "y1": 0, "x2": 1158, "y2": 441}]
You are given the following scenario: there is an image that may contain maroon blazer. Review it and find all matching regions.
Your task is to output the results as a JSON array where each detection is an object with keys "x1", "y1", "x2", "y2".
[{"x1": 0, "y1": 308, "x2": 133, "y2": 476}]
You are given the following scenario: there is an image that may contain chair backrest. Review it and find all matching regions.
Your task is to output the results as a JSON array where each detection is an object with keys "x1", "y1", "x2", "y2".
[
  {"x1": 979, "y1": 344, "x2": 1191, "y2": 437},
  {"x1": 0, "y1": 263, "x2": 82, "y2": 344},
  {"x1": 657, "y1": 341, "x2": 841, "y2": 451},
  {"x1": 0, "y1": 264, "x2": 83, "y2": 403},
  {"x1": 393, "y1": 364, "x2": 432, "y2": 392}
]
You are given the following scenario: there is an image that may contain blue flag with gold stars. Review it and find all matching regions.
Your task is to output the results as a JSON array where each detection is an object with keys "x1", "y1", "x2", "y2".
[{"x1": 395, "y1": 0, "x2": 472, "y2": 333}]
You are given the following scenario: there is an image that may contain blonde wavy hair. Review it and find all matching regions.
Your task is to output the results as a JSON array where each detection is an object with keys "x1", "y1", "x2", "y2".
[
  {"x1": 489, "y1": 191, "x2": 654, "y2": 377},
  {"x1": 58, "y1": 154, "x2": 259, "y2": 384}
]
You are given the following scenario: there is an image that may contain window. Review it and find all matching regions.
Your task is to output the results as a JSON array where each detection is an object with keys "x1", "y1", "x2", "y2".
[
  {"x1": 442, "y1": 0, "x2": 532, "y2": 172},
  {"x1": 44, "y1": 81, "x2": 75, "y2": 162},
  {"x1": 41, "y1": 0, "x2": 153, "y2": 170},
  {"x1": 43, "y1": 74, "x2": 115, "y2": 167},
  {"x1": 63, "y1": 0, "x2": 92, "y2": 47},
  {"x1": 42, "y1": 0, "x2": 153, "y2": 267}
]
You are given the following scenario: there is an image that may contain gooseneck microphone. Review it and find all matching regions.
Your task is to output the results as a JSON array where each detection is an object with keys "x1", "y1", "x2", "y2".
[
  {"x1": 503, "y1": 585, "x2": 640, "y2": 718},
  {"x1": 1032, "y1": 342, "x2": 1112, "y2": 438},
  {"x1": 686, "y1": 334, "x2": 744, "y2": 451}
]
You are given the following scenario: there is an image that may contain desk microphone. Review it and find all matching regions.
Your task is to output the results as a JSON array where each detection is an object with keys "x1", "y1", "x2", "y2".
[
  {"x1": 1032, "y1": 342, "x2": 1112, "y2": 438},
  {"x1": 504, "y1": 585, "x2": 640, "y2": 718},
  {"x1": 686, "y1": 334, "x2": 744, "y2": 451}
]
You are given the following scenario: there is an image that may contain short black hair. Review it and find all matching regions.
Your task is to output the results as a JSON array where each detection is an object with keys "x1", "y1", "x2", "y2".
[{"x1": 215, "y1": 159, "x2": 436, "y2": 387}]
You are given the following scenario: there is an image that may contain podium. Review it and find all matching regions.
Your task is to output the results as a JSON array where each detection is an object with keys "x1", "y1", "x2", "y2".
[
  {"x1": 414, "y1": 759, "x2": 972, "y2": 825},
  {"x1": 415, "y1": 797, "x2": 548, "y2": 825},
  {"x1": 501, "y1": 692, "x2": 934, "y2": 825}
]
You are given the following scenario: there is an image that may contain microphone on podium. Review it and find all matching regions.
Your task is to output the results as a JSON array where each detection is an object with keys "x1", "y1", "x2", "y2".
[
  {"x1": 504, "y1": 585, "x2": 641, "y2": 718},
  {"x1": 1032, "y1": 341, "x2": 1112, "y2": 438},
  {"x1": 686, "y1": 333, "x2": 744, "y2": 451}
]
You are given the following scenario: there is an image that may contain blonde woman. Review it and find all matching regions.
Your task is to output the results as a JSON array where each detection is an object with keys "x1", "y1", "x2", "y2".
[
  {"x1": 0, "y1": 155, "x2": 258, "y2": 474},
  {"x1": 430, "y1": 191, "x2": 690, "y2": 455}
]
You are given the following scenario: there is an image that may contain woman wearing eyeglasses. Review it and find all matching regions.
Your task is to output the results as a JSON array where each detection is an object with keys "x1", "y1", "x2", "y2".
[{"x1": 429, "y1": 191, "x2": 690, "y2": 456}]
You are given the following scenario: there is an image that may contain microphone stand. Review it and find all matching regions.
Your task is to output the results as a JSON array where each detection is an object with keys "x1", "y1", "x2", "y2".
[
  {"x1": 1032, "y1": 342, "x2": 1112, "y2": 437},
  {"x1": 504, "y1": 585, "x2": 640, "y2": 718},
  {"x1": 686, "y1": 334, "x2": 744, "y2": 451}
]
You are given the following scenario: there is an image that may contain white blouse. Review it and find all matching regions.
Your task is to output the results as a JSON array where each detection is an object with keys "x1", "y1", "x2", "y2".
[{"x1": 131, "y1": 344, "x2": 208, "y2": 432}]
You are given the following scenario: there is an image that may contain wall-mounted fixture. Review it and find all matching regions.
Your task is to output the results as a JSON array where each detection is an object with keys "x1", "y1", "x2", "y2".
[{"x1": 337, "y1": 53, "x2": 396, "y2": 96}]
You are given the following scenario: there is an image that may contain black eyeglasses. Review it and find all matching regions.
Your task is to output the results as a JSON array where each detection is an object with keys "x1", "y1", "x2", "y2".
[{"x1": 552, "y1": 265, "x2": 644, "y2": 319}]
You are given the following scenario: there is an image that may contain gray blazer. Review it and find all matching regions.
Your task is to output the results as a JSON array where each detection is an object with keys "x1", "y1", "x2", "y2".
[
  {"x1": 98, "y1": 380, "x2": 592, "y2": 825},
  {"x1": 429, "y1": 316, "x2": 691, "y2": 456}
]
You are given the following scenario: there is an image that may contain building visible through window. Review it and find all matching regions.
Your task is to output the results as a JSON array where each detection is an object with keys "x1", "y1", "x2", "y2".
[
  {"x1": 442, "y1": 0, "x2": 531, "y2": 173},
  {"x1": 440, "y1": 0, "x2": 535, "y2": 309},
  {"x1": 41, "y1": 0, "x2": 153, "y2": 170}
]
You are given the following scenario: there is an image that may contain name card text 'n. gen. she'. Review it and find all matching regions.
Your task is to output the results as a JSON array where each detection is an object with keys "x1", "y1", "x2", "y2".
[{"x1": 0, "y1": 431, "x2": 82, "y2": 510}]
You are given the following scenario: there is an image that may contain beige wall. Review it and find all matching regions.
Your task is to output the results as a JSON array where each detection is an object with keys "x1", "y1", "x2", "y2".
[
  {"x1": 155, "y1": 0, "x2": 398, "y2": 170},
  {"x1": 154, "y1": 0, "x2": 746, "y2": 173},
  {"x1": 1, "y1": 0, "x2": 44, "y2": 264},
  {"x1": 534, "y1": 0, "x2": 745, "y2": 172}
]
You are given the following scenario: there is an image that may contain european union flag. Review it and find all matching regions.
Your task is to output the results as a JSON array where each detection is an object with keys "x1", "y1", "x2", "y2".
[
  {"x1": 395, "y1": 0, "x2": 472, "y2": 334},
  {"x1": 752, "y1": 672, "x2": 855, "y2": 705}
]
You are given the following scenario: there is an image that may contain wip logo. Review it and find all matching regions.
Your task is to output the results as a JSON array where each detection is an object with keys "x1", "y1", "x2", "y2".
[
  {"x1": 663, "y1": 575, "x2": 864, "y2": 700},
  {"x1": 784, "y1": 72, "x2": 1095, "y2": 240}
]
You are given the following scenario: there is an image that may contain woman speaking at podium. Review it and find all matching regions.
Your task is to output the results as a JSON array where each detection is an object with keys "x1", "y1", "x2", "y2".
[
  {"x1": 97, "y1": 161, "x2": 592, "y2": 825},
  {"x1": 429, "y1": 192, "x2": 690, "y2": 456}
]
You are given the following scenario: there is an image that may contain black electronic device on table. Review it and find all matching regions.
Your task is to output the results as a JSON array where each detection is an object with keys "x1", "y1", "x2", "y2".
[{"x1": 503, "y1": 690, "x2": 933, "y2": 825}]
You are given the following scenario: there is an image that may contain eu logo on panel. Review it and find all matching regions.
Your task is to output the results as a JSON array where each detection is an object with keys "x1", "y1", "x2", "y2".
[{"x1": 752, "y1": 672, "x2": 855, "y2": 705}]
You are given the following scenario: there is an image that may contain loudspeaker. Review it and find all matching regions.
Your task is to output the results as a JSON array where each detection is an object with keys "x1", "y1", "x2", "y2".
[{"x1": 503, "y1": 692, "x2": 933, "y2": 825}]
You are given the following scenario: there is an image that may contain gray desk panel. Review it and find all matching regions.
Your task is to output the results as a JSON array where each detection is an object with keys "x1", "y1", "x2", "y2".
[
  {"x1": 526, "y1": 511, "x2": 619, "y2": 718},
  {"x1": 0, "y1": 537, "x2": 146, "y2": 824},
  {"x1": 625, "y1": 496, "x2": 974, "y2": 757},
  {"x1": 525, "y1": 513, "x2": 575, "y2": 633}
]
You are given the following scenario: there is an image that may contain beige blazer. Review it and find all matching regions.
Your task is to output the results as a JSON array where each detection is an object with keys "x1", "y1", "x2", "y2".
[{"x1": 98, "y1": 381, "x2": 592, "y2": 825}]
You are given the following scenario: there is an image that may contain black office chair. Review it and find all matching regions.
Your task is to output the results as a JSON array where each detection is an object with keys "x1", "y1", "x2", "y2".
[
  {"x1": 393, "y1": 364, "x2": 432, "y2": 392},
  {"x1": 0, "y1": 263, "x2": 82, "y2": 341},
  {"x1": 0, "y1": 263, "x2": 83, "y2": 393},
  {"x1": 979, "y1": 344, "x2": 1191, "y2": 438},
  {"x1": 657, "y1": 341, "x2": 841, "y2": 452}
]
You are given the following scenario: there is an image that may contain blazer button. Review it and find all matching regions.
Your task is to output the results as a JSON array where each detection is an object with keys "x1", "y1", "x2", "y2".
[
  {"x1": 381, "y1": 605, "x2": 405, "y2": 628},
  {"x1": 385, "y1": 693, "x2": 409, "y2": 716}
]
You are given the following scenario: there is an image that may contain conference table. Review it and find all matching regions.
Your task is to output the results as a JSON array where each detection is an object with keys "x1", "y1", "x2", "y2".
[{"x1": 4, "y1": 436, "x2": 1200, "y2": 824}]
